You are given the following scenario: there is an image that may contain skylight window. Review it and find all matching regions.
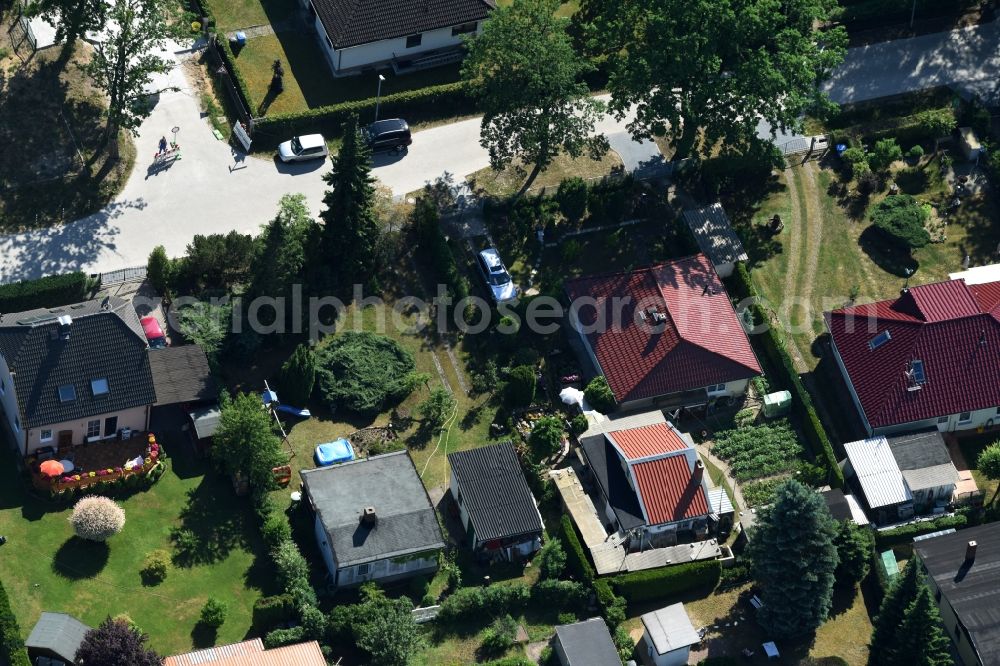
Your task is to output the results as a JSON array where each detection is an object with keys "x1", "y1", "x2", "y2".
[
  {"x1": 868, "y1": 330, "x2": 892, "y2": 350},
  {"x1": 910, "y1": 360, "x2": 926, "y2": 384},
  {"x1": 58, "y1": 385, "x2": 76, "y2": 402},
  {"x1": 91, "y1": 378, "x2": 109, "y2": 396}
]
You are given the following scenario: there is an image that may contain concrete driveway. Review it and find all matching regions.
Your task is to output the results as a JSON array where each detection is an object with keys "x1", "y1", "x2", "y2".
[{"x1": 822, "y1": 18, "x2": 1000, "y2": 105}]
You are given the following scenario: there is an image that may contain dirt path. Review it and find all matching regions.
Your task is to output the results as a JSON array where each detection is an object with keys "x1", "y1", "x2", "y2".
[
  {"x1": 695, "y1": 443, "x2": 748, "y2": 513},
  {"x1": 796, "y1": 161, "x2": 825, "y2": 345}
]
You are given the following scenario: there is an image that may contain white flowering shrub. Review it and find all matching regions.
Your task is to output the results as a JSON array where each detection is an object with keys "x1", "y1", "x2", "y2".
[{"x1": 69, "y1": 496, "x2": 126, "y2": 541}]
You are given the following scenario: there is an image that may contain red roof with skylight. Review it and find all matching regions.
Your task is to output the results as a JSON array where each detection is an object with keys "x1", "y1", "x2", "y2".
[
  {"x1": 826, "y1": 278, "x2": 1000, "y2": 429},
  {"x1": 564, "y1": 254, "x2": 762, "y2": 404}
]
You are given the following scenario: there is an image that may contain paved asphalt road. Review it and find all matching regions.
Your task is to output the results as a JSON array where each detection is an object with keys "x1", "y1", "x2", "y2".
[{"x1": 1, "y1": 19, "x2": 997, "y2": 281}]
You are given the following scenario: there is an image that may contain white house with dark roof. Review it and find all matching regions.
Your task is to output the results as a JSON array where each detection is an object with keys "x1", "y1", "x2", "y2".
[
  {"x1": 304, "y1": 0, "x2": 494, "y2": 75},
  {"x1": 0, "y1": 298, "x2": 156, "y2": 456},
  {"x1": 301, "y1": 450, "x2": 445, "y2": 587}
]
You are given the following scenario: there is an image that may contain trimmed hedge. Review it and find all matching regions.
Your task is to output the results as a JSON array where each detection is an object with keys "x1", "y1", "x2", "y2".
[
  {"x1": 559, "y1": 515, "x2": 595, "y2": 582},
  {"x1": 216, "y1": 36, "x2": 254, "y2": 119},
  {"x1": 875, "y1": 514, "x2": 967, "y2": 548},
  {"x1": 252, "y1": 82, "x2": 477, "y2": 150},
  {"x1": 0, "y1": 272, "x2": 91, "y2": 314},
  {"x1": 611, "y1": 560, "x2": 721, "y2": 603},
  {"x1": 727, "y1": 264, "x2": 845, "y2": 488},
  {"x1": 0, "y1": 575, "x2": 31, "y2": 666},
  {"x1": 252, "y1": 594, "x2": 296, "y2": 632}
]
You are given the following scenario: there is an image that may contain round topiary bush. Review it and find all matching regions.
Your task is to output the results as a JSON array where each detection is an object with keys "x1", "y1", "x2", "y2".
[
  {"x1": 69, "y1": 496, "x2": 126, "y2": 541},
  {"x1": 871, "y1": 194, "x2": 930, "y2": 249},
  {"x1": 200, "y1": 597, "x2": 228, "y2": 629},
  {"x1": 141, "y1": 549, "x2": 170, "y2": 585},
  {"x1": 316, "y1": 331, "x2": 418, "y2": 414}
]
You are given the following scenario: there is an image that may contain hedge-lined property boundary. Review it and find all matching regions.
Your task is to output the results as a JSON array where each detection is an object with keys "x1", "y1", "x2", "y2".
[
  {"x1": 0, "y1": 576, "x2": 31, "y2": 666},
  {"x1": 611, "y1": 560, "x2": 721, "y2": 603},
  {"x1": 559, "y1": 515, "x2": 596, "y2": 582},
  {"x1": 727, "y1": 265, "x2": 845, "y2": 488},
  {"x1": 0, "y1": 272, "x2": 92, "y2": 314},
  {"x1": 875, "y1": 514, "x2": 967, "y2": 548}
]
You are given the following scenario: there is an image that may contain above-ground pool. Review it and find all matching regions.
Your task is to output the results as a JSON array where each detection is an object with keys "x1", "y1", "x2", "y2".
[{"x1": 315, "y1": 438, "x2": 355, "y2": 466}]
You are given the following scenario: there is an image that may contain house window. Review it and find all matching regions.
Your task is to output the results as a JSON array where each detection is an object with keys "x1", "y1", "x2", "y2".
[
  {"x1": 452, "y1": 22, "x2": 477, "y2": 36},
  {"x1": 357, "y1": 563, "x2": 370, "y2": 576},
  {"x1": 91, "y1": 378, "x2": 109, "y2": 396},
  {"x1": 958, "y1": 412, "x2": 972, "y2": 424},
  {"x1": 86, "y1": 420, "x2": 101, "y2": 438},
  {"x1": 406, "y1": 33, "x2": 422, "y2": 48},
  {"x1": 938, "y1": 415, "x2": 949, "y2": 424},
  {"x1": 58, "y1": 384, "x2": 76, "y2": 403},
  {"x1": 40, "y1": 430, "x2": 53, "y2": 443},
  {"x1": 707, "y1": 383, "x2": 726, "y2": 393}
]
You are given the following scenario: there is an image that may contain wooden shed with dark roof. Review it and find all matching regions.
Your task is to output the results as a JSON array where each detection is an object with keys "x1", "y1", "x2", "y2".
[{"x1": 448, "y1": 441, "x2": 544, "y2": 560}]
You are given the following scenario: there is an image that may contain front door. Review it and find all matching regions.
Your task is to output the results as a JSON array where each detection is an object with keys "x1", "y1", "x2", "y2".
[
  {"x1": 104, "y1": 417, "x2": 118, "y2": 438},
  {"x1": 58, "y1": 430, "x2": 73, "y2": 447}
]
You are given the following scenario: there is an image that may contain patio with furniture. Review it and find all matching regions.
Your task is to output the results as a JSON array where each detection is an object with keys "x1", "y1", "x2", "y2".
[{"x1": 28, "y1": 432, "x2": 161, "y2": 492}]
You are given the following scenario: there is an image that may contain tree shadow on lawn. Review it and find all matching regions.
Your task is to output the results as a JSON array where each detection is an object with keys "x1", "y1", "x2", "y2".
[
  {"x1": 170, "y1": 476, "x2": 256, "y2": 567},
  {"x1": 191, "y1": 621, "x2": 219, "y2": 649},
  {"x1": 52, "y1": 537, "x2": 110, "y2": 579},
  {"x1": 857, "y1": 226, "x2": 919, "y2": 277}
]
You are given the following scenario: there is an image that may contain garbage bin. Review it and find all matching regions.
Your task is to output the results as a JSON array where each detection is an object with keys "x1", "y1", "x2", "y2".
[{"x1": 231, "y1": 31, "x2": 247, "y2": 47}]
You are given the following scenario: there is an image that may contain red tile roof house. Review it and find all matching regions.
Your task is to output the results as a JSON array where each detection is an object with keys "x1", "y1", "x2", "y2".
[
  {"x1": 564, "y1": 254, "x2": 762, "y2": 413},
  {"x1": 579, "y1": 410, "x2": 713, "y2": 547},
  {"x1": 825, "y1": 278, "x2": 1000, "y2": 436}
]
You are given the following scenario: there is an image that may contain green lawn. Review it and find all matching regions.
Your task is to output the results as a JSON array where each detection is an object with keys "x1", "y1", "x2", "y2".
[
  {"x1": 749, "y1": 159, "x2": 1000, "y2": 371},
  {"x1": 203, "y1": 0, "x2": 297, "y2": 32},
  {"x1": 0, "y1": 437, "x2": 272, "y2": 655},
  {"x1": 234, "y1": 33, "x2": 463, "y2": 116},
  {"x1": 622, "y1": 581, "x2": 872, "y2": 665}
]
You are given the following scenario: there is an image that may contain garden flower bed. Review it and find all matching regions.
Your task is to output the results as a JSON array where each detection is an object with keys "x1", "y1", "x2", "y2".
[{"x1": 29, "y1": 433, "x2": 163, "y2": 494}]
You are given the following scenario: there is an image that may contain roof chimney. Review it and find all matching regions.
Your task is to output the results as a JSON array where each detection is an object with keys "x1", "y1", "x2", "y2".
[
  {"x1": 966, "y1": 540, "x2": 977, "y2": 562},
  {"x1": 693, "y1": 460, "x2": 704, "y2": 483},
  {"x1": 57, "y1": 315, "x2": 72, "y2": 341},
  {"x1": 361, "y1": 506, "x2": 378, "y2": 527}
]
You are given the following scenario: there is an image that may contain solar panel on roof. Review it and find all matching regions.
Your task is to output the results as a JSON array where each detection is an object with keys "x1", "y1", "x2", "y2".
[{"x1": 868, "y1": 330, "x2": 892, "y2": 350}]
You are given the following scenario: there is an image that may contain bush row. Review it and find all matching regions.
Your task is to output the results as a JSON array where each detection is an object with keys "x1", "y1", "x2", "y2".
[
  {"x1": 611, "y1": 560, "x2": 721, "y2": 603},
  {"x1": 559, "y1": 515, "x2": 595, "y2": 582},
  {"x1": 252, "y1": 594, "x2": 296, "y2": 633},
  {"x1": 0, "y1": 272, "x2": 92, "y2": 314},
  {"x1": 727, "y1": 265, "x2": 845, "y2": 488},
  {"x1": 875, "y1": 514, "x2": 968, "y2": 548},
  {"x1": 252, "y1": 82, "x2": 477, "y2": 150},
  {"x1": 216, "y1": 36, "x2": 255, "y2": 119},
  {"x1": 436, "y1": 583, "x2": 531, "y2": 622},
  {"x1": 0, "y1": 575, "x2": 31, "y2": 666}
]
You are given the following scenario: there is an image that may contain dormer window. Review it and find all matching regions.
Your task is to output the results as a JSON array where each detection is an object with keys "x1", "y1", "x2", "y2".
[
  {"x1": 91, "y1": 378, "x2": 109, "y2": 396},
  {"x1": 868, "y1": 330, "x2": 891, "y2": 350},
  {"x1": 58, "y1": 385, "x2": 76, "y2": 403}
]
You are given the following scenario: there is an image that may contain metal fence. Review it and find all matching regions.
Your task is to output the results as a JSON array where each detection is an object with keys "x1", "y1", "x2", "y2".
[
  {"x1": 96, "y1": 266, "x2": 147, "y2": 286},
  {"x1": 8, "y1": 1, "x2": 37, "y2": 56}
]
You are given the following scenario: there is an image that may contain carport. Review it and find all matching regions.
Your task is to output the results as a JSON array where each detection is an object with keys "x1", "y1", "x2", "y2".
[{"x1": 147, "y1": 345, "x2": 219, "y2": 456}]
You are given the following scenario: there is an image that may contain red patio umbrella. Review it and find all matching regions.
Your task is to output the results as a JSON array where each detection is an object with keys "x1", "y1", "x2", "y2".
[{"x1": 39, "y1": 460, "x2": 64, "y2": 477}]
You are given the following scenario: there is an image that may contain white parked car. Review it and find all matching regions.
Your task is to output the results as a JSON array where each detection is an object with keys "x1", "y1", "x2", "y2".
[
  {"x1": 476, "y1": 247, "x2": 519, "y2": 303},
  {"x1": 277, "y1": 134, "x2": 329, "y2": 163}
]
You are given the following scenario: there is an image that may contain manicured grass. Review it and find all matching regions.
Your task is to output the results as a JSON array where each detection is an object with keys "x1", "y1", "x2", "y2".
[
  {"x1": 202, "y1": 0, "x2": 297, "y2": 32},
  {"x1": 750, "y1": 159, "x2": 1000, "y2": 371},
  {"x1": 467, "y1": 149, "x2": 624, "y2": 199},
  {"x1": 0, "y1": 438, "x2": 272, "y2": 655},
  {"x1": 234, "y1": 33, "x2": 463, "y2": 116},
  {"x1": 622, "y1": 581, "x2": 872, "y2": 665}
]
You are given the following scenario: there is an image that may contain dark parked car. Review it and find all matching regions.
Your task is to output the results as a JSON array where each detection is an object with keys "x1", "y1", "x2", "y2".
[{"x1": 362, "y1": 119, "x2": 412, "y2": 153}]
